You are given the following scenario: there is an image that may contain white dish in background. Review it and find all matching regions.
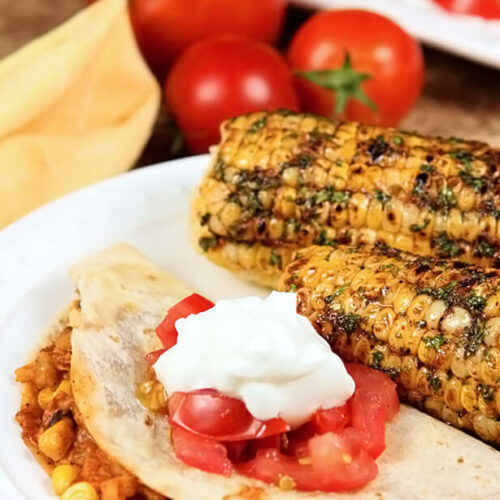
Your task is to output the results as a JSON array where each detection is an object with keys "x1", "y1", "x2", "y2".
[
  {"x1": 293, "y1": 0, "x2": 500, "y2": 69},
  {"x1": 0, "y1": 155, "x2": 267, "y2": 499}
]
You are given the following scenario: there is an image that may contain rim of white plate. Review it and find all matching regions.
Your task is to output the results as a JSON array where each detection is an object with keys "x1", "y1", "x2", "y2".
[{"x1": 0, "y1": 154, "x2": 208, "y2": 497}]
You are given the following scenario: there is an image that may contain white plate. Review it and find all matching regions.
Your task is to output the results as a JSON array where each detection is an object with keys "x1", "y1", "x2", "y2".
[
  {"x1": 294, "y1": 0, "x2": 500, "y2": 69},
  {"x1": 0, "y1": 155, "x2": 267, "y2": 499}
]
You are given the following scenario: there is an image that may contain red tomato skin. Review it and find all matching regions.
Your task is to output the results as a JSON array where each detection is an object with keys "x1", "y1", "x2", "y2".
[
  {"x1": 432, "y1": 0, "x2": 500, "y2": 19},
  {"x1": 346, "y1": 363, "x2": 400, "y2": 422},
  {"x1": 312, "y1": 404, "x2": 350, "y2": 435},
  {"x1": 168, "y1": 389, "x2": 290, "y2": 441},
  {"x1": 170, "y1": 426, "x2": 233, "y2": 476},
  {"x1": 239, "y1": 439, "x2": 377, "y2": 492},
  {"x1": 129, "y1": 0, "x2": 287, "y2": 76},
  {"x1": 165, "y1": 36, "x2": 300, "y2": 154},
  {"x1": 155, "y1": 294, "x2": 214, "y2": 350},
  {"x1": 350, "y1": 390, "x2": 387, "y2": 459},
  {"x1": 287, "y1": 10, "x2": 424, "y2": 126},
  {"x1": 144, "y1": 348, "x2": 166, "y2": 365}
]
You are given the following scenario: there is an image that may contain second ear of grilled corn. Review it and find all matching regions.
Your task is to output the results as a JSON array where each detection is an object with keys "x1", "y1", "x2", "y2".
[
  {"x1": 280, "y1": 244, "x2": 500, "y2": 446},
  {"x1": 192, "y1": 110, "x2": 500, "y2": 287}
]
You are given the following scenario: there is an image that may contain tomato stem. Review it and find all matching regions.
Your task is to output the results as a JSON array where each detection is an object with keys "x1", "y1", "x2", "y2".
[{"x1": 299, "y1": 53, "x2": 377, "y2": 116}]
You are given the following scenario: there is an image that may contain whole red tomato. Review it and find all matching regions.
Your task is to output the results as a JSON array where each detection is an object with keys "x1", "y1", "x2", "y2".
[
  {"x1": 129, "y1": 0, "x2": 287, "y2": 76},
  {"x1": 165, "y1": 36, "x2": 299, "y2": 154},
  {"x1": 432, "y1": 0, "x2": 500, "y2": 19},
  {"x1": 287, "y1": 10, "x2": 424, "y2": 126}
]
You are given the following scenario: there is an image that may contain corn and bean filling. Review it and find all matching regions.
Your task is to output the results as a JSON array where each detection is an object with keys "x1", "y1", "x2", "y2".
[{"x1": 15, "y1": 314, "x2": 165, "y2": 500}]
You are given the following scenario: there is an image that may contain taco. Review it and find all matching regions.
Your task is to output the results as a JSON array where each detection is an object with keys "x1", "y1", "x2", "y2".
[{"x1": 15, "y1": 244, "x2": 500, "y2": 499}]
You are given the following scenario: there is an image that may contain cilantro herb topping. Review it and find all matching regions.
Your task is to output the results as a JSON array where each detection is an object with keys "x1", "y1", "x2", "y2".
[
  {"x1": 467, "y1": 292, "x2": 486, "y2": 310},
  {"x1": 428, "y1": 374, "x2": 442, "y2": 391},
  {"x1": 477, "y1": 240, "x2": 496, "y2": 258},
  {"x1": 423, "y1": 335, "x2": 446, "y2": 351},
  {"x1": 420, "y1": 164, "x2": 436, "y2": 174},
  {"x1": 371, "y1": 351, "x2": 384, "y2": 369},
  {"x1": 199, "y1": 236, "x2": 218, "y2": 252},
  {"x1": 434, "y1": 233, "x2": 463, "y2": 258},
  {"x1": 248, "y1": 116, "x2": 267, "y2": 133},
  {"x1": 410, "y1": 219, "x2": 430, "y2": 233},
  {"x1": 439, "y1": 186, "x2": 457, "y2": 211},
  {"x1": 459, "y1": 170, "x2": 484, "y2": 193},
  {"x1": 269, "y1": 249, "x2": 282, "y2": 268},
  {"x1": 316, "y1": 230, "x2": 338, "y2": 247},
  {"x1": 374, "y1": 189, "x2": 391, "y2": 205}
]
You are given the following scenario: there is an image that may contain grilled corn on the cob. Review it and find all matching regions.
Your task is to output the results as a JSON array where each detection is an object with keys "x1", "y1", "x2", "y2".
[
  {"x1": 280, "y1": 243, "x2": 500, "y2": 445},
  {"x1": 192, "y1": 110, "x2": 500, "y2": 287}
]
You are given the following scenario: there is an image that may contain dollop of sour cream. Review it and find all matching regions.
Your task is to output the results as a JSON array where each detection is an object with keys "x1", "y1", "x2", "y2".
[{"x1": 154, "y1": 292, "x2": 354, "y2": 427}]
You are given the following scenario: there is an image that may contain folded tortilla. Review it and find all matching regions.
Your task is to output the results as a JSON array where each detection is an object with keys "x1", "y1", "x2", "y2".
[{"x1": 70, "y1": 244, "x2": 500, "y2": 499}]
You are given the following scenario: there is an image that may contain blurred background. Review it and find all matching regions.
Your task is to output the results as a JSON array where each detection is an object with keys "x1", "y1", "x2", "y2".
[{"x1": 1, "y1": 0, "x2": 499, "y2": 226}]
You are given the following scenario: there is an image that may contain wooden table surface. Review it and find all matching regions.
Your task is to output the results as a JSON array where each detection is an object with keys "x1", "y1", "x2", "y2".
[{"x1": 1, "y1": 0, "x2": 499, "y2": 168}]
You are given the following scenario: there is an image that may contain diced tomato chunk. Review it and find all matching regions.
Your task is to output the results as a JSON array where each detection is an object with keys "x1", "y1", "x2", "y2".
[
  {"x1": 312, "y1": 403, "x2": 350, "y2": 434},
  {"x1": 171, "y1": 426, "x2": 233, "y2": 476},
  {"x1": 168, "y1": 389, "x2": 289, "y2": 441},
  {"x1": 238, "y1": 432, "x2": 377, "y2": 492},
  {"x1": 349, "y1": 390, "x2": 387, "y2": 459},
  {"x1": 155, "y1": 294, "x2": 214, "y2": 350},
  {"x1": 346, "y1": 363, "x2": 400, "y2": 422}
]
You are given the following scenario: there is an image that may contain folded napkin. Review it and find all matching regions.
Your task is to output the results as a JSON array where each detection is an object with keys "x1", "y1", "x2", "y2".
[{"x1": 0, "y1": 0, "x2": 160, "y2": 229}]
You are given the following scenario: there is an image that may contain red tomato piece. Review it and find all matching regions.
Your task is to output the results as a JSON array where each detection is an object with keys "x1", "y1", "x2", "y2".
[
  {"x1": 312, "y1": 403, "x2": 350, "y2": 435},
  {"x1": 170, "y1": 426, "x2": 233, "y2": 476},
  {"x1": 287, "y1": 9, "x2": 424, "y2": 126},
  {"x1": 155, "y1": 294, "x2": 214, "y2": 350},
  {"x1": 346, "y1": 364, "x2": 400, "y2": 422},
  {"x1": 165, "y1": 36, "x2": 300, "y2": 154},
  {"x1": 128, "y1": 0, "x2": 287, "y2": 76},
  {"x1": 309, "y1": 432, "x2": 378, "y2": 491},
  {"x1": 239, "y1": 433, "x2": 377, "y2": 492},
  {"x1": 224, "y1": 440, "x2": 247, "y2": 461},
  {"x1": 168, "y1": 389, "x2": 290, "y2": 441},
  {"x1": 285, "y1": 422, "x2": 315, "y2": 458},
  {"x1": 432, "y1": 0, "x2": 500, "y2": 19},
  {"x1": 349, "y1": 390, "x2": 387, "y2": 459},
  {"x1": 144, "y1": 348, "x2": 166, "y2": 365}
]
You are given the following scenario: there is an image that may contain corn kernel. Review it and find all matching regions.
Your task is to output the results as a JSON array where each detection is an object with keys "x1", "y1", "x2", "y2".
[
  {"x1": 61, "y1": 482, "x2": 99, "y2": 500},
  {"x1": 38, "y1": 418, "x2": 75, "y2": 461},
  {"x1": 37, "y1": 387, "x2": 54, "y2": 410},
  {"x1": 52, "y1": 464, "x2": 80, "y2": 495},
  {"x1": 54, "y1": 380, "x2": 72, "y2": 398}
]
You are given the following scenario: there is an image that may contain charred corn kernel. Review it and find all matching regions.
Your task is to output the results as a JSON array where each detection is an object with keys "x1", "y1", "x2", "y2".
[
  {"x1": 407, "y1": 295, "x2": 434, "y2": 322},
  {"x1": 280, "y1": 244, "x2": 500, "y2": 446},
  {"x1": 425, "y1": 300, "x2": 447, "y2": 329},
  {"x1": 61, "y1": 482, "x2": 98, "y2": 500},
  {"x1": 38, "y1": 418, "x2": 75, "y2": 461},
  {"x1": 441, "y1": 307, "x2": 472, "y2": 334},
  {"x1": 52, "y1": 465, "x2": 80, "y2": 495},
  {"x1": 37, "y1": 387, "x2": 54, "y2": 410},
  {"x1": 444, "y1": 377, "x2": 464, "y2": 412}
]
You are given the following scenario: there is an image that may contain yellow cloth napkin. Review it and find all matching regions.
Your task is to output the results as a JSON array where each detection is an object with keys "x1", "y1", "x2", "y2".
[{"x1": 0, "y1": 0, "x2": 160, "y2": 229}]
